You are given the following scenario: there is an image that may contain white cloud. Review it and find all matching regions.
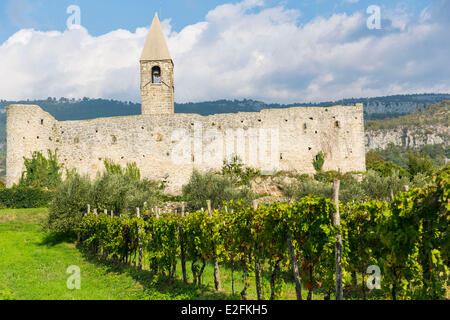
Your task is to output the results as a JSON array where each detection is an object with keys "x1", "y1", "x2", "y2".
[{"x1": 0, "y1": 0, "x2": 449, "y2": 103}]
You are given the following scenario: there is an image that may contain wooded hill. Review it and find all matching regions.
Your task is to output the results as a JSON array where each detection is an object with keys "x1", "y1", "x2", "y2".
[{"x1": 366, "y1": 100, "x2": 450, "y2": 130}]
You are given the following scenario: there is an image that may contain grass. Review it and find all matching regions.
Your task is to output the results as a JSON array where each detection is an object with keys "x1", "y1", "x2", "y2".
[
  {"x1": 0, "y1": 208, "x2": 386, "y2": 300},
  {"x1": 0, "y1": 208, "x2": 158, "y2": 299}
]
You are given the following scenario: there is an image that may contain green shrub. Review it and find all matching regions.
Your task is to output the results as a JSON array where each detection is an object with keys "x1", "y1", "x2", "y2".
[
  {"x1": 314, "y1": 170, "x2": 343, "y2": 183},
  {"x1": 407, "y1": 151, "x2": 435, "y2": 176},
  {"x1": 312, "y1": 151, "x2": 325, "y2": 172},
  {"x1": 410, "y1": 172, "x2": 434, "y2": 189},
  {"x1": 19, "y1": 149, "x2": 62, "y2": 190},
  {"x1": 361, "y1": 170, "x2": 410, "y2": 202},
  {"x1": 221, "y1": 155, "x2": 260, "y2": 186},
  {"x1": 283, "y1": 169, "x2": 415, "y2": 204},
  {"x1": 0, "y1": 186, "x2": 52, "y2": 208},
  {"x1": 182, "y1": 169, "x2": 255, "y2": 210},
  {"x1": 46, "y1": 172, "x2": 92, "y2": 234},
  {"x1": 339, "y1": 175, "x2": 367, "y2": 203},
  {"x1": 367, "y1": 159, "x2": 409, "y2": 178},
  {"x1": 282, "y1": 177, "x2": 332, "y2": 201},
  {"x1": 46, "y1": 161, "x2": 164, "y2": 234},
  {"x1": 90, "y1": 171, "x2": 163, "y2": 215}
]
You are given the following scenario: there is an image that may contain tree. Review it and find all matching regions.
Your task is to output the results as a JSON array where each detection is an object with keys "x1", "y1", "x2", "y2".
[
  {"x1": 19, "y1": 149, "x2": 62, "y2": 190},
  {"x1": 407, "y1": 151, "x2": 435, "y2": 176},
  {"x1": 182, "y1": 170, "x2": 255, "y2": 210}
]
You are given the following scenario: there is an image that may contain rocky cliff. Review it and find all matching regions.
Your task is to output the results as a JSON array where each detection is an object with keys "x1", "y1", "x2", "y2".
[{"x1": 365, "y1": 125, "x2": 449, "y2": 151}]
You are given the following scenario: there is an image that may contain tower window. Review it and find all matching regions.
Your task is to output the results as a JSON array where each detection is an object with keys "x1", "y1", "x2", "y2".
[{"x1": 152, "y1": 66, "x2": 161, "y2": 84}]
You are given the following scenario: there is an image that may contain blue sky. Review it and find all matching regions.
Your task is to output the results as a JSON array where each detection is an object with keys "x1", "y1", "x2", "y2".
[
  {"x1": 0, "y1": 0, "x2": 431, "y2": 42},
  {"x1": 0, "y1": 0, "x2": 449, "y2": 103}
]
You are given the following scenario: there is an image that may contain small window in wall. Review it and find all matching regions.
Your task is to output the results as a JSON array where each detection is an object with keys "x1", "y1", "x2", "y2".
[
  {"x1": 303, "y1": 123, "x2": 307, "y2": 129},
  {"x1": 280, "y1": 153, "x2": 283, "y2": 160},
  {"x1": 335, "y1": 121, "x2": 341, "y2": 128},
  {"x1": 152, "y1": 66, "x2": 161, "y2": 84},
  {"x1": 111, "y1": 135, "x2": 118, "y2": 144},
  {"x1": 40, "y1": 119, "x2": 44, "y2": 125}
]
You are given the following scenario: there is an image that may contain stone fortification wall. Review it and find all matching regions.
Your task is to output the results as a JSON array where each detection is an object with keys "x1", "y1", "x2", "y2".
[
  {"x1": 6, "y1": 105, "x2": 57, "y2": 187},
  {"x1": 6, "y1": 104, "x2": 365, "y2": 194}
]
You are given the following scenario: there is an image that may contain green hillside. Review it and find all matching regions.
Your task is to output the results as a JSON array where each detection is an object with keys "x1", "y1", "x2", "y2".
[{"x1": 366, "y1": 100, "x2": 450, "y2": 130}]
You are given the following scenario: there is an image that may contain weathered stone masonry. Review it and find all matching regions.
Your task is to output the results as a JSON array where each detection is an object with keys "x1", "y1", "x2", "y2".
[{"x1": 6, "y1": 104, "x2": 366, "y2": 193}]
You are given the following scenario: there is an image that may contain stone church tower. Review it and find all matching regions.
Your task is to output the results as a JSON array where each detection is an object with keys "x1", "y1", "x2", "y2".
[{"x1": 140, "y1": 13, "x2": 174, "y2": 115}]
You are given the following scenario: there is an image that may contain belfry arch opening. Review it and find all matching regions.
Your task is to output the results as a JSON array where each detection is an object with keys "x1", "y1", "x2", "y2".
[{"x1": 152, "y1": 66, "x2": 161, "y2": 84}]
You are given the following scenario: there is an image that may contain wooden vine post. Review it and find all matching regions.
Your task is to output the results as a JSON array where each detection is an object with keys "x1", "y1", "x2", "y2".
[
  {"x1": 333, "y1": 180, "x2": 343, "y2": 300},
  {"x1": 137, "y1": 207, "x2": 143, "y2": 270},
  {"x1": 207, "y1": 200, "x2": 221, "y2": 291},
  {"x1": 287, "y1": 236, "x2": 302, "y2": 300},
  {"x1": 79, "y1": 204, "x2": 89, "y2": 242},
  {"x1": 285, "y1": 196, "x2": 303, "y2": 300},
  {"x1": 253, "y1": 200, "x2": 262, "y2": 300},
  {"x1": 179, "y1": 202, "x2": 187, "y2": 284}
]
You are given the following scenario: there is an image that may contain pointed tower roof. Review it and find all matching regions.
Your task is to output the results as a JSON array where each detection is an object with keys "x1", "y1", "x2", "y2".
[{"x1": 140, "y1": 13, "x2": 172, "y2": 61}]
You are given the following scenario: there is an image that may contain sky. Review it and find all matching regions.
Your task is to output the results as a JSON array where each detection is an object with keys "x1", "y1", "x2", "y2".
[{"x1": 0, "y1": 0, "x2": 449, "y2": 103}]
